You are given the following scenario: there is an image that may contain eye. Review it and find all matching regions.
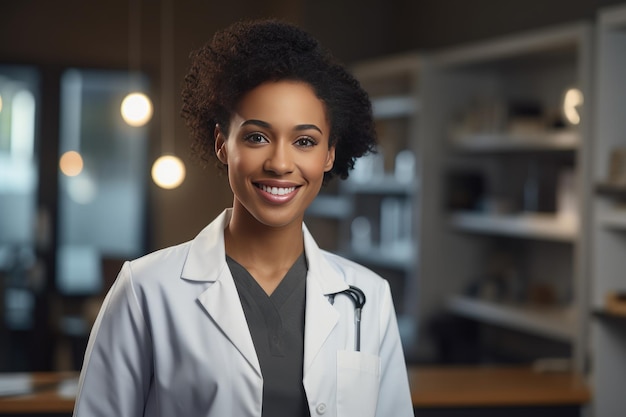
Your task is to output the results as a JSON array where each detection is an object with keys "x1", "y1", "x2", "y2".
[
  {"x1": 244, "y1": 132, "x2": 269, "y2": 144},
  {"x1": 295, "y1": 136, "x2": 317, "y2": 148}
]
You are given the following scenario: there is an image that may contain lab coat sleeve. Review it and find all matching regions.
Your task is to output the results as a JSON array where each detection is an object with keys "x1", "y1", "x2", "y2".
[
  {"x1": 73, "y1": 262, "x2": 153, "y2": 417},
  {"x1": 375, "y1": 280, "x2": 414, "y2": 417}
]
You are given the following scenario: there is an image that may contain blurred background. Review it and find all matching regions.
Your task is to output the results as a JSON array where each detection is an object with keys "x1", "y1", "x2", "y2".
[{"x1": 1, "y1": 0, "x2": 625, "y2": 395}]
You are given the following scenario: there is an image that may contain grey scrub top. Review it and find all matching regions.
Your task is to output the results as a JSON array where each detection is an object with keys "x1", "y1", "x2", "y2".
[{"x1": 226, "y1": 253, "x2": 310, "y2": 417}]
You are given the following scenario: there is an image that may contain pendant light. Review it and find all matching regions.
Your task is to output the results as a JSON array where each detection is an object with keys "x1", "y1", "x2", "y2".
[
  {"x1": 121, "y1": 0, "x2": 153, "y2": 127},
  {"x1": 151, "y1": 0, "x2": 185, "y2": 190}
]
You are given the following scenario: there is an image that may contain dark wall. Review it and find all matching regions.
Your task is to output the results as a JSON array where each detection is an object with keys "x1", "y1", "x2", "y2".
[
  {"x1": 393, "y1": 0, "x2": 625, "y2": 51},
  {"x1": 303, "y1": 0, "x2": 626, "y2": 61}
]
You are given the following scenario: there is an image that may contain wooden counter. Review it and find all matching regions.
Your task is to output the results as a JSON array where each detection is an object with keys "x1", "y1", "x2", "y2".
[
  {"x1": 0, "y1": 372, "x2": 77, "y2": 414},
  {"x1": 409, "y1": 366, "x2": 591, "y2": 408},
  {"x1": 0, "y1": 367, "x2": 591, "y2": 415}
]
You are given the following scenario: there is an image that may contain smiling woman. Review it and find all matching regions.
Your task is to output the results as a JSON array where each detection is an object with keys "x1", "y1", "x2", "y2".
[
  {"x1": 216, "y1": 81, "x2": 334, "y2": 233},
  {"x1": 72, "y1": 19, "x2": 413, "y2": 417}
]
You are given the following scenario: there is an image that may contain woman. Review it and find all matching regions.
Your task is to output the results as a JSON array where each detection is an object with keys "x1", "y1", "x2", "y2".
[{"x1": 73, "y1": 19, "x2": 413, "y2": 417}]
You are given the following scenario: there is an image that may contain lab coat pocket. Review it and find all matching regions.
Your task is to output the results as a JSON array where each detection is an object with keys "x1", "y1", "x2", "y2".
[{"x1": 337, "y1": 350, "x2": 380, "y2": 417}]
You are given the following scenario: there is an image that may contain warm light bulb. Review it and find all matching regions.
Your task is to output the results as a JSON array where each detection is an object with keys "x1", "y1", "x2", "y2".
[
  {"x1": 0, "y1": 94, "x2": 3, "y2": 112},
  {"x1": 121, "y1": 92, "x2": 153, "y2": 127},
  {"x1": 563, "y1": 88, "x2": 583, "y2": 126},
  {"x1": 152, "y1": 155, "x2": 186, "y2": 189},
  {"x1": 60, "y1": 151, "x2": 84, "y2": 176}
]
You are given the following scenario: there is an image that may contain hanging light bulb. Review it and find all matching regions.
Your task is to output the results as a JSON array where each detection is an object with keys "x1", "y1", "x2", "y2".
[
  {"x1": 123, "y1": 0, "x2": 152, "y2": 127},
  {"x1": 59, "y1": 150, "x2": 84, "y2": 177},
  {"x1": 152, "y1": 0, "x2": 185, "y2": 190},
  {"x1": 121, "y1": 92, "x2": 153, "y2": 126},
  {"x1": 152, "y1": 154, "x2": 186, "y2": 189}
]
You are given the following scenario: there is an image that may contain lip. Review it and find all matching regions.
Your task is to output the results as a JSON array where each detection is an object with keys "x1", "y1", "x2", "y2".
[{"x1": 253, "y1": 180, "x2": 301, "y2": 204}]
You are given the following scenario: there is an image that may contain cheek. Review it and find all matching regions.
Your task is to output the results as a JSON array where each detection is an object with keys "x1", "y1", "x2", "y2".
[
  {"x1": 225, "y1": 150, "x2": 265, "y2": 191},
  {"x1": 301, "y1": 153, "x2": 332, "y2": 181},
  {"x1": 226, "y1": 148, "x2": 254, "y2": 174}
]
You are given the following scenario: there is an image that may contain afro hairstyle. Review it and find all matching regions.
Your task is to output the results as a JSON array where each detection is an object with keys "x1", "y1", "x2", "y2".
[{"x1": 180, "y1": 19, "x2": 377, "y2": 183}]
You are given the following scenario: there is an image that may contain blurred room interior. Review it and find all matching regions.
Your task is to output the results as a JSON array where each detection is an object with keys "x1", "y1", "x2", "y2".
[{"x1": 2, "y1": 0, "x2": 626, "y2": 415}]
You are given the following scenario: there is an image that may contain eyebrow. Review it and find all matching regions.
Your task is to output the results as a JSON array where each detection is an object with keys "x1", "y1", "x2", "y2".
[{"x1": 241, "y1": 119, "x2": 323, "y2": 134}]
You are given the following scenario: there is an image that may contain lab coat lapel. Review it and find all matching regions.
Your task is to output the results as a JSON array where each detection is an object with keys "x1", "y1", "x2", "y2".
[
  {"x1": 302, "y1": 225, "x2": 348, "y2": 372},
  {"x1": 197, "y1": 270, "x2": 262, "y2": 377},
  {"x1": 181, "y1": 210, "x2": 262, "y2": 377}
]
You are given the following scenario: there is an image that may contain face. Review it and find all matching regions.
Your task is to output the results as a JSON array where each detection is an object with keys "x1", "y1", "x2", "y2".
[{"x1": 215, "y1": 81, "x2": 335, "y2": 230}]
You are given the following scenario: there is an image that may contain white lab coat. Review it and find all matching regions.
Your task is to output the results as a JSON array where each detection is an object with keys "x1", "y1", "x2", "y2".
[{"x1": 73, "y1": 209, "x2": 414, "y2": 417}]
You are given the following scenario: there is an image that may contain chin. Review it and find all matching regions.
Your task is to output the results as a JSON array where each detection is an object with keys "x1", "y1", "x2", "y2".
[{"x1": 253, "y1": 211, "x2": 303, "y2": 229}]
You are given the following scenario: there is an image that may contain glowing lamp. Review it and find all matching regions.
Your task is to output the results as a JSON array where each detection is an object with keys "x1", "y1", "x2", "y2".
[
  {"x1": 121, "y1": 92, "x2": 153, "y2": 127},
  {"x1": 60, "y1": 151, "x2": 84, "y2": 177},
  {"x1": 152, "y1": 155, "x2": 186, "y2": 189}
]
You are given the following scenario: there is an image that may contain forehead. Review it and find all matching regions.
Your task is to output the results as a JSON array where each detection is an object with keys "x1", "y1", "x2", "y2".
[{"x1": 233, "y1": 81, "x2": 329, "y2": 129}]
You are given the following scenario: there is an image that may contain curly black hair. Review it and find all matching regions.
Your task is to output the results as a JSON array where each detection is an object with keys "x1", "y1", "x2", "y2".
[{"x1": 181, "y1": 19, "x2": 377, "y2": 183}]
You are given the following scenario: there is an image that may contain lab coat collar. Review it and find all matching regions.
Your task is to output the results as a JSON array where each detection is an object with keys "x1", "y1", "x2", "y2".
[
  {"x1": 180, "y1": 209, "x2": 230, "y2": 283},
  {"x1": 180, "y1": 209, "x2": 349, "y2": 376},
  {"x1": 181, "y1": 208, "x2": 349, "y2": 295}
]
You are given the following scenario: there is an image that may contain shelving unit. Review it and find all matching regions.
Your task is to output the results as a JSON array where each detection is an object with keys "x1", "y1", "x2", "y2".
[
  {"x1": 446, "y1": 294, "x2": 577, "y2": 343},
  {"x1": 450, "y1": 130, "x2": 579, "y2": 153},
  {"x1": 449, "y1": 211, "x2": 577, "y2": 242},
  {"x1": 419, "y1": 23, "x2": 592, "y2": 367},
  {"x1": 304, "y1": 52, "x2": 422, "y2": 356},
  {"x1": 590, "y1": 4, "x2": 626, "y2": 416}
]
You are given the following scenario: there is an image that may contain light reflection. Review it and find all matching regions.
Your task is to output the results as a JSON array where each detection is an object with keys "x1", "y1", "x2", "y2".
[
  {"x1": 563, "y1": 88, "x2": 583, "y2": 126},
  {"x1": 11, "y1": 90, "x2": 36, "y2": 159},
  {"x1": 121, "y1": 92, "x2": 153, "y2": 127},
  {"x1": 152, "y1": 155, "x2": 185, "y2": 189},
  {"x1": 59, "y1": 151, "x2": 84, "y2": 176},
  {"x1": 67, "y1": 172, "x2": 97, "y2": 205}
]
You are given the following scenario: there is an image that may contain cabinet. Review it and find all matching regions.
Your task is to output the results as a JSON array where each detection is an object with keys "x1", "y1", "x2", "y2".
[
  {"x1": 590, "y1": 4, "x2": 626, "y2": 416},
  {"x1": 419, "y1": 23, "x2": 592, "y2": 367},
  {"x1": 305, "y1": 53, "x2": 422, "y2": 356}
]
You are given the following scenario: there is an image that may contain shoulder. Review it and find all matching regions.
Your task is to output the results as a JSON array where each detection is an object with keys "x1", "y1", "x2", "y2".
[
  {"x1": 124, "y1": 241, "x2": 193, "y2": 285},
  {"x1": 126, "y1": 209, "x2": 230, "y2": 284}
]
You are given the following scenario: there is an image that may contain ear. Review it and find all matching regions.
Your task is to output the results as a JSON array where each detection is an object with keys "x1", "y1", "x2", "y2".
[
  {"x1": 214, "y1": 125, "x2": 228, "y2": 165},
  {"x1": 324, "y1": 145, "x2": 336, "y2": 172}
]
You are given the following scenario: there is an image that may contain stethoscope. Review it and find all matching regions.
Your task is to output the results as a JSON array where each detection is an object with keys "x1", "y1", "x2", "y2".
[{"x1": 327, "y1": 285, "x2": 366, "y2": 351}]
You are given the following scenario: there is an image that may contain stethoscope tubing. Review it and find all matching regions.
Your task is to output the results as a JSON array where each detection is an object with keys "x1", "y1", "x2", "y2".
[{"x1": 328, "y1": 285, "x2": 366, "y2": 351}]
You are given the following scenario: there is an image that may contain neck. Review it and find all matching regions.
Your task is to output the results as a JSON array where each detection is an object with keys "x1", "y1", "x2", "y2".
[{"x1": 224, "y1": 203, "x2": 305, "y2": 274}]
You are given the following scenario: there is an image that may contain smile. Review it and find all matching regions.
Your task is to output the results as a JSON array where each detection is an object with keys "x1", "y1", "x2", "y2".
[{"x1": 257, "y1": 184, "x2": 297, "y2": 196}]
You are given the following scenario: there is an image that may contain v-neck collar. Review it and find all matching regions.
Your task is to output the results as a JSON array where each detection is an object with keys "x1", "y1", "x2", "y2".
[
  {"x1": 226, "y1": 252, "x2": 307, "y2": 306},
  {"x1": 226, "y1": 252, "x2": 307, "y2": 358}
]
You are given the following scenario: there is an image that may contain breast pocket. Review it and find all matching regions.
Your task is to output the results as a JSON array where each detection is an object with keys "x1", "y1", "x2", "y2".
[{"x1": 336, "y1": 350, "x2": 380, "y2": 417}]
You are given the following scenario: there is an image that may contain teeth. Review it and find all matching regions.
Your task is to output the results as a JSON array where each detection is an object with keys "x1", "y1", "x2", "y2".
[{"x1": 260, "y1": 184, "x2": 296, "y2": 195}]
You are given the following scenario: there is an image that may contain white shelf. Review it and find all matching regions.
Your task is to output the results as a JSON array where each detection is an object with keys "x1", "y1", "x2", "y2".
[
  {"x1": 306, "y1": 194, "x2": 352, "y2": 219},
  {"x1": 446, "y1": 294, "x2": 576, "y2": 342},
  {"x1": 371, "y1": 95, "x2": 420, "y2": 119},
  {"x1": 449, "y1": 211, "x2": 578, "y2": 242},
  {"x1": 599, "y1": 3, "x2": 626, "y2": 30},
  {"x1": 599, "y1": 212, "x2": 626, "y2": 230},
  {"x1": 433, "y1": 23, "x2": 587, "y2": 67},
  {"x1": 342, "y1": 243, "x2": 416, "y2": 271},
  {"x1": 342, "y1": 174, "x2": 416, "y2": 195},
  {"x1": 450, "y1": 130, "x2": 579, "y2": 153}
]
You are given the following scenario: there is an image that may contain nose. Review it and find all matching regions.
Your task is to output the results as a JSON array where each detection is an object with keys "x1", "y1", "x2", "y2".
[{"x1": 263, "y1": 142, "x2": 294, "y2": 175}]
